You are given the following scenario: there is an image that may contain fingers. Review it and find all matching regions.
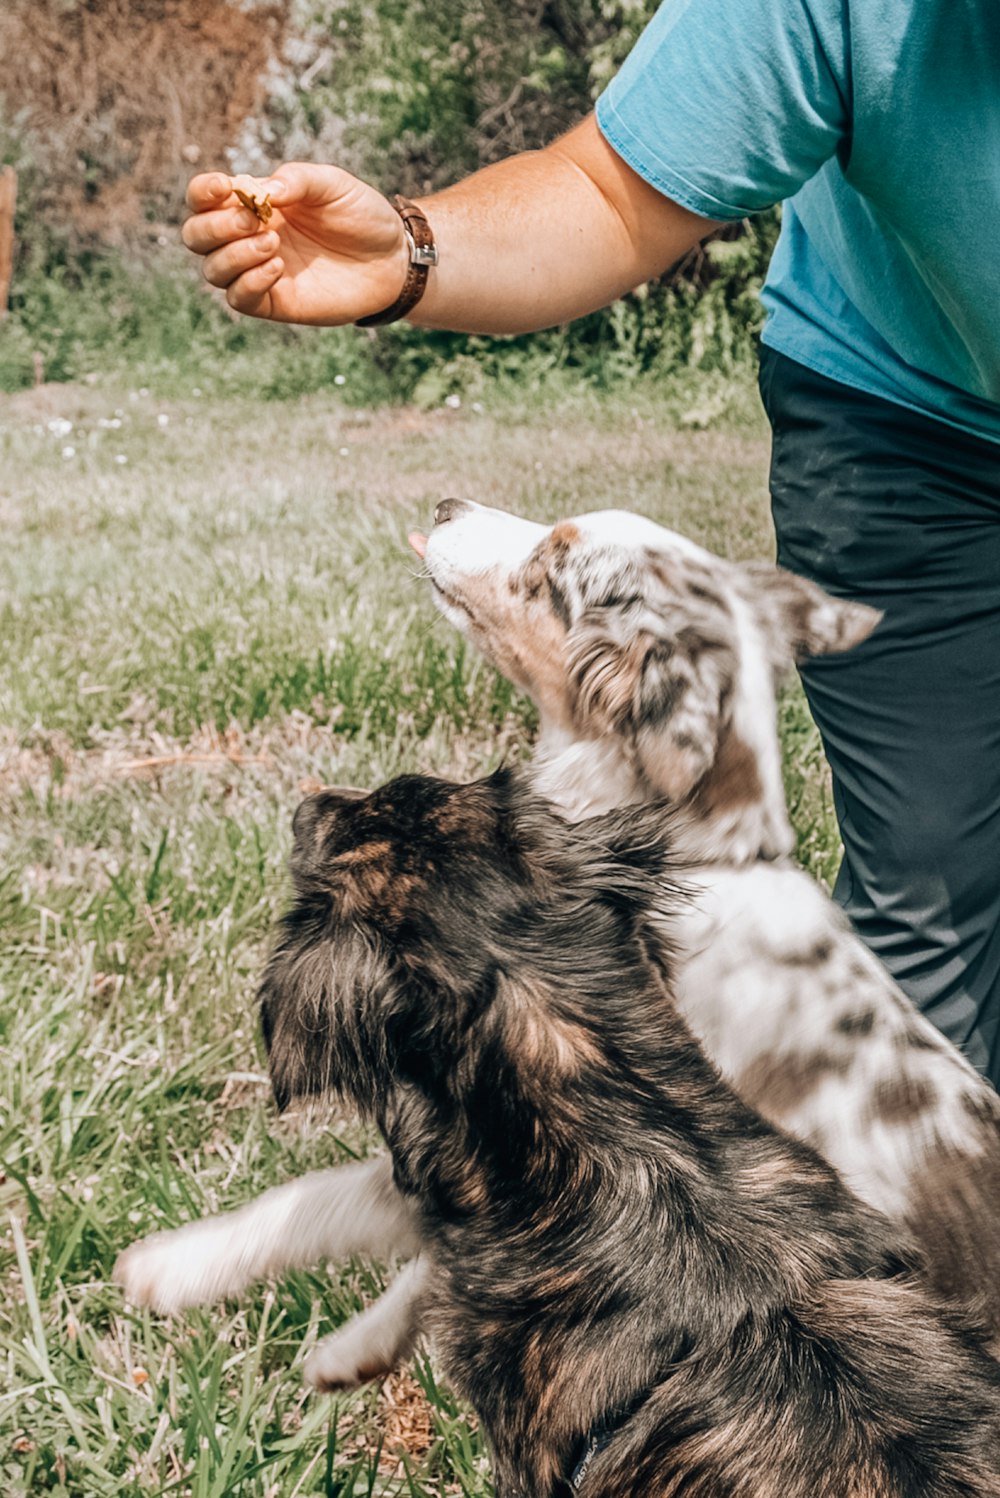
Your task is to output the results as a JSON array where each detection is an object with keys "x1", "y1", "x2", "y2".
[
  {"x1": 182, "y1": 164, "x2": 355, "y2": 262},
  {"x1": 185, "y1": 172, "x2": 233, "y2": 213},
  {"x1": 182, "y1": 204, "x2": 262, "y2": 255},
  {"x1": 184, "y1": 170, "x2": 287, "y2": 319},
  {"x1": 201, "y1": 229, "x2": 280, "y2": 288},
  {"x1": 183, "y1": 170, "x2": 287, "y2": 255},
  {"x1": 225, "y1": 255, "x2": 285, "y2": 318}
]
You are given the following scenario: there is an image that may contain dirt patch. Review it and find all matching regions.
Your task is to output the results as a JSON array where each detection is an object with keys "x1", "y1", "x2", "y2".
[
  {"x1": 0, "y1": 0, "x2": 288, "y2": 245},
  {"x1": 0, "y1": 709, "x2": 532, "y2": 810},
  {"x1": 0, "y1": 718, "x2": 333, "y2": 806},
  {"x1": 379, "y1": 1368, "x2": 436, "y2": 1464}
]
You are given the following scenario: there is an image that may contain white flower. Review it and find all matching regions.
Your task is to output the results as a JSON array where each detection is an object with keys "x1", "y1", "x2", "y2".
[
  {"x1": 61, "y1": 445, "x2": 76, "y2": 459},
  {"x1": 444, "y1": 393, "x2": 462, "y2": 409},
  {"x1": 338, "y1": 446, "x2": 349, "y2": 456},
  {"x1": 157, "y1": 413, "x2": 169, "y2": 428},
  {"x1": 48, "y1": 417, "x2": 73, "y2": 437},
  {"x1": 115, "y1": 454, "x2": 128, "y2": 465},
  {"x1": 333, "y1": 374, "x2": 346, "y2": 386}
]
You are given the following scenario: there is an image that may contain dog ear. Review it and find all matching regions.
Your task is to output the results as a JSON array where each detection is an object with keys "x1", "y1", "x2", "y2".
[
  {"x1": 290, "y1": 786, "x2": 370, "y2": 869},
  {"x1": 258, "y1": 924, "x2": 395, "y2": 1115},
  {"x1": 258, "y1": 943, "x2": 334, "y2": 1113},
  {"x1": 741, "y1": 561, "x2": 882, "y2": 663},
  {"x1": 567, "y1": 605, "x2": 730, "y2": 801}
]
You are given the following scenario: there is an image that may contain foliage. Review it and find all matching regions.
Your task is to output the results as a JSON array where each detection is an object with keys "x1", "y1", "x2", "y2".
[
  {"x1": 0, "y1": 206, "x2": 779, "y2": 400},
  {"x1": 252, "y1": 0, "x2": 659, "y2": 193},
  {"x1": 0, "y1": 0, "x2": 286, "y2": 247},
  {"x1": 0, "y1": 0, "x2": 780, "y2": 398},
  {"x1": 0, "y1": 247, "x2": 396, "y2": 401}
]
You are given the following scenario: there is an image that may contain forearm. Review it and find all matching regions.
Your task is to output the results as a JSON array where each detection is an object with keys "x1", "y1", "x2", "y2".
[
  {"x1": 183, "y1": 115, "x2": 721, "y2": 332},
  {"x1": 409, "y1": 114, "x2": 721, "y2": 335}
]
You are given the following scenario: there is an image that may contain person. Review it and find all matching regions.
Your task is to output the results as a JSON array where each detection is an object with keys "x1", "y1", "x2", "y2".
[{"x1": 183, "y1": 0, "x2": 1000, "y2": 1089}]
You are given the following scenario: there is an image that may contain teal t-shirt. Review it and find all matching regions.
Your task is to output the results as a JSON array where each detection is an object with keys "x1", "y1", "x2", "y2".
[{"x1": 596, "y1": 0, "x2": 1000, "y2": 445}]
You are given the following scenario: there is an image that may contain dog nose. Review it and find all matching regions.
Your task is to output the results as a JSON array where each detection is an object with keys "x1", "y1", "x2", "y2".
[{"x1": 434, "y1": 497, "x2": 468, "y2": 527}]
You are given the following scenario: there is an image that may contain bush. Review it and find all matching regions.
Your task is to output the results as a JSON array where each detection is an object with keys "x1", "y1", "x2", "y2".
[
  {"x1": 0, "y1": 209, "x2": 779, "y2": 400},
  {"x1": 0, "y1": 0, "x2": 779, "y2": 400},
  {"x1": 0, "y1": 244, "x2": 388, "y2": 400}
]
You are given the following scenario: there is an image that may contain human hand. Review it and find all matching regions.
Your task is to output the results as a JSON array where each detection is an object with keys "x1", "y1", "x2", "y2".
[{"x1": 182, "y1": 164, "x2": 409, "y2": 325}]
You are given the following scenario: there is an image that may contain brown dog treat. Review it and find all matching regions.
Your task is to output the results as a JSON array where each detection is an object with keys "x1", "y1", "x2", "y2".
[{"x1": 233, "y1": 187, "x2": 273, "y2": 226}]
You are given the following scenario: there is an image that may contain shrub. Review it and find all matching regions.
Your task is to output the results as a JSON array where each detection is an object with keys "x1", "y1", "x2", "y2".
[{"x1": 0, "y1": 0, "x2": 779, "y2": 399}]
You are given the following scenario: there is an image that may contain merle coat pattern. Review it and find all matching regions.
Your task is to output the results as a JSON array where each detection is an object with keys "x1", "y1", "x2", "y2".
[
  {"x1": 417, "y1": 501, "x2": 1000, "y2": 1338},
  {"x1": 116, "y1": 502, "x2": 1000, "y2": 1401},
  {"x1": 249, "y1": 773, "x2": 1000, "y2": 1495}
]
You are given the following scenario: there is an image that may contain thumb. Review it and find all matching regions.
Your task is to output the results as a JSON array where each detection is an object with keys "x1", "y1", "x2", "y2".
[{"x1": 262, "y1": 161, "x2": 363, "y2": 209}]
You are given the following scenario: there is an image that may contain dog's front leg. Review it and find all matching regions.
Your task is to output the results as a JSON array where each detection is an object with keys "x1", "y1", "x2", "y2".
[
  {"x1": 114, "y1": 1156, "x2": 420, "y2": 1314},
  {"x1": 304, "y1": 1256, "x2": 430, "y2": 1390}
]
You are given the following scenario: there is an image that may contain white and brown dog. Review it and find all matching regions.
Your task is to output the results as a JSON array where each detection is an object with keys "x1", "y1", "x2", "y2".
[
  {"x1": 117, "y1": 501, "x2": 1000, "y2": 1387},
  {"x1": 415, "y1": 501, "x2": 1000, "y2": 1318}
]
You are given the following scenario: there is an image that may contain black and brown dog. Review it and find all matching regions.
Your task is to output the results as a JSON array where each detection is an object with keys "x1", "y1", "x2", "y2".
[{"x1": 258, "y1": 769, "x2": 1000, "y2": 1498}]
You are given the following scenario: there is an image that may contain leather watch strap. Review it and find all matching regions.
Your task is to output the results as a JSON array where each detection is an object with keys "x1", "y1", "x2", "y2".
[{"x1": 356, "y1": 195, "x2": 438, "y2": 328}]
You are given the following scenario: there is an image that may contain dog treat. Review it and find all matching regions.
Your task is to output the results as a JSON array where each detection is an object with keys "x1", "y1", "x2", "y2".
[{"x1": 233, "y1": 187, "x2": 273, "y2": 226}]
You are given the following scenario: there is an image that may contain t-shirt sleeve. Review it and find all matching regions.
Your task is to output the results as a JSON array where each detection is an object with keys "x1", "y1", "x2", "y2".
[{"x1": 595, "y1": 0, "x2": 850, "y2": 221}]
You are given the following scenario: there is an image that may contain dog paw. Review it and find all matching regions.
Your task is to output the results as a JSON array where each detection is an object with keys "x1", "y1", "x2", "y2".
[
  {"x1": 304, "y1": 1328, "x2": 395, "y2": 1392},
  {"x1": 114, "y1": 1222, "x2": 246, "y2": 1314}
]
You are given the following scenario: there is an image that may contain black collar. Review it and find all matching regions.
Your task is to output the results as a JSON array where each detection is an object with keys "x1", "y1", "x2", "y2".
[
  {"x1": 555, "y1": 1386, "x2": 654, "y2": 1495},
  {"x1": 496, "y1": 1386, "x2": 655, "y2": 1498}
]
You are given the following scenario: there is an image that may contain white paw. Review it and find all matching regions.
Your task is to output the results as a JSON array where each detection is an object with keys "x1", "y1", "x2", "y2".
[
  {"x1": 304, "y1": 1324, "x2": 396, "y2": 1392},
  {"x1": 114, "y1": 1220, "x2": 249, "y2": 1314}
]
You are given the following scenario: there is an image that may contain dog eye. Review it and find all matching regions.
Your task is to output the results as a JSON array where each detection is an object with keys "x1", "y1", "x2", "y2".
[{"x1": 594, "y1": 590, "x2": 642, "y2": 611}]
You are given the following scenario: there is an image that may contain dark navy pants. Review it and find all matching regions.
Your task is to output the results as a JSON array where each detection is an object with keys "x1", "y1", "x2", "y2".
[{"x1": 758, "y1": 345, "x2": 1000, "y2": 1090}]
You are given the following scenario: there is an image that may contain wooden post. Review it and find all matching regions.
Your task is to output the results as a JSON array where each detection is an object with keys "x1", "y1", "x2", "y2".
[{"x1": 0, "y1": 166, "x2": 17, "y2": 319}]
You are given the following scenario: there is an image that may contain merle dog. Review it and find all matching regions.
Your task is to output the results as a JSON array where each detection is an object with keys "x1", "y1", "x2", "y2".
[
  {"x1": 128, "y1": 769, "x2": 1000, "y2": 1497},
  {"x1": 414, "y1": 501, "x2": 1000, "y2": 1335}
]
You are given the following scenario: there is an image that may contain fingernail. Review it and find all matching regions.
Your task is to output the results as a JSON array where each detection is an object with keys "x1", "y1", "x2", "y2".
[
  {"x1": 255, "y1": 232, "x2": 277, "y2": 252},
  {"x1": 236, "y1": 210, "x2": 258, "y2": 231},
  {"x1": 262, "y1": 179, "x2": 286, "y2": 200}
]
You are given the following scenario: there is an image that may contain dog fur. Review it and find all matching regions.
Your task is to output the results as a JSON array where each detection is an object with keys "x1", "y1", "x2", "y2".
[
  {"x1": 116, "y1": 502, "x2": 1000, "y2": 1400},
  {"x1": 418, "y1": 501, "x2": 1000, "y2": 1332},
  {"x1": 230, "y1": 773, "x2": 1000, "y2": 1494}
]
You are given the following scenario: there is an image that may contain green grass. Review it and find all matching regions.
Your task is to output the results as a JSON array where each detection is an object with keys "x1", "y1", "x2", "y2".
[{"x1": 0, "y1": 372, "x2": 840, "y2": 1496}]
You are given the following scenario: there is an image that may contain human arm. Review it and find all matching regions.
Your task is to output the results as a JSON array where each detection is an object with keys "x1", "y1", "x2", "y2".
[
  {"x1": 181, "y1": 113, "x2": 723, "y2": 334},
  {"x1": 184, "y1": 0, "x2": 850, "y2": 335}
]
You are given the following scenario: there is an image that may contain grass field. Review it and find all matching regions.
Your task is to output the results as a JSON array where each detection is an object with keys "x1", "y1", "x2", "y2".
[{"x1": 0, "y1": 373, "x2": 840, "y2": 1497}]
